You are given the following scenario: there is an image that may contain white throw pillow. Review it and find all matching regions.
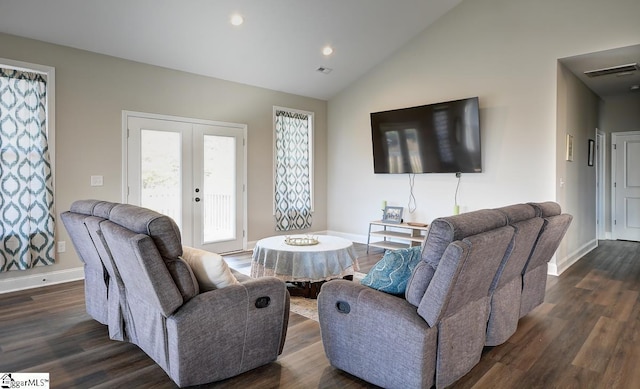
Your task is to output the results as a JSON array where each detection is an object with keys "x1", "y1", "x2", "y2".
[{"x1": 180, "y1": 246, "x2": 239, "y2": 291}]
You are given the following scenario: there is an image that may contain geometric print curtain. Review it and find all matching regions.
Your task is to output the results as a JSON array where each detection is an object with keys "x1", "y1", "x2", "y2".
[
  {"x1": 0, "y1": 67, "x2": 55, "y2": 271},
  {"x1": 274, "y1": 109, "x2": 312, "y2": 231}
]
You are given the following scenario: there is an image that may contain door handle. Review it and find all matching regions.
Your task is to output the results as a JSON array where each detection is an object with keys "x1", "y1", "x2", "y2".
[{"x1": 195, "y1": 197, "x2": 201, "y2": 202}]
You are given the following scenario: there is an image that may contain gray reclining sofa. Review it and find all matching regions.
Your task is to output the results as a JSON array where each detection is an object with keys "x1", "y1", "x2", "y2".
[
  {"x1": 62, "y1": 200, "x2": 290, "y2": 387},
  {"x1": 318, "y1": 202, "x2": 571, "y2": 388}
]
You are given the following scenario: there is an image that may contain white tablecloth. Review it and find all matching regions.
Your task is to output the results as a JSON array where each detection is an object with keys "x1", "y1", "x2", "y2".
[{"x1": 251, "y1": 235, "x2": 359, "y2": 282}]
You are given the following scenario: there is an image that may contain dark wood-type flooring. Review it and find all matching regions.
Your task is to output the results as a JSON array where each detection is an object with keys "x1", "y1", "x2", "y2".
[{"x1": 1, "y1": 240, "x2": 639, "y2": 388}]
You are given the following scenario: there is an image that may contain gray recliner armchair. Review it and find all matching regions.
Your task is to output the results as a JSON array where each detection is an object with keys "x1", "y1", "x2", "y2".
[
  {"x1": 485, "y1": 203, "x2": 544, "y2": 346},
  {"x1": 61, "y1": 200, "x2": 117, "y2": 326},
  {"x1": 63, "y1": 201, "x2": 290, "y2": 387},
  {"x1": 519, "y1": 202, "x2": 573, "y2": 317},
  {"x1": 319, "y1": 209, "x2": 516, "y2": 388}
]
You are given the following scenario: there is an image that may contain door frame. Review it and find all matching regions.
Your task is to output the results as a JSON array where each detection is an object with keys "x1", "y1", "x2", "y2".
[
  {"x1": 611, "y1": 130, "x2": 640, "y2": 240},
  {"x1": 121, "y1": 110, "x2": 248, "y2": 252},
  {"x1": 596, "y1": 129, "x2": 605, "y2": 240}
]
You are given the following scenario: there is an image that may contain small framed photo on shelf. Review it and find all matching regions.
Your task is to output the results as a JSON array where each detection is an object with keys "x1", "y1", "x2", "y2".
[{"x1": 382, "y1": 206, "x2": 403, "y2": 224}]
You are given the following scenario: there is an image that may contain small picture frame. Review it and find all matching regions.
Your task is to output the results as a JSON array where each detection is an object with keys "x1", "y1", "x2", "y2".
[
  {"x1": 566, "y1": 134, "x2": 574, "y2": 162},
  {"x1": 382, "y1": 206, "x2": 403, "y2": 224},
  {"x1": 588, "y1": 139, "x2": 595, "y2": 166}
]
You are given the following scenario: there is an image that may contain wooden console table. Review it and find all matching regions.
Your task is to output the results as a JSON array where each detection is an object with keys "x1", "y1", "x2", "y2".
[{"x1": 367, "y1": 221, "x2": 429, "y2": 253}]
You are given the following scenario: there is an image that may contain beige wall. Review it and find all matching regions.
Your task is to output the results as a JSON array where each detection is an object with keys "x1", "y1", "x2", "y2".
[
  {"x1": 326, "y1": 0, "x2": 640, "y2": 273},
  {"x1": 0, "y1": 33, "x2": 327, "y2": 286},
  {"x1": 555, "y1": 63, "x2": 600, "y2": 272},
  {"x1": 3, "y1": 0, "x2": 640, "y2": 288}
]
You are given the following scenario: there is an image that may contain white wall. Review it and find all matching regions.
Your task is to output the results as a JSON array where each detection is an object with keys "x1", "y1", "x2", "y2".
[
  {"x1": 326, "y1": 0, "x2": 640, "y2": 272},
  {"x1": 0, "y1": 32, "x2": 327, "y2": 291}
]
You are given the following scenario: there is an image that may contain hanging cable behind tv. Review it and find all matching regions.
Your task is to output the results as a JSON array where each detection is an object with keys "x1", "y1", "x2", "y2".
[{"x1": 454, "y1": 172, "x2": 461, "y2": 215}]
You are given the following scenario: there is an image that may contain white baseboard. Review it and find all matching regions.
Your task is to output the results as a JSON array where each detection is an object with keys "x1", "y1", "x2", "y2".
[
  {"x1": 0, "y1": 267, "x2": 85, "y2": 294},
  {"x1": 0, "y1": 231, "x2": 594, "y2": 292},
  {"x1": 547, "y1": 238, "x2": 598, "y2": 276},
  {"x1": 337, "y1": 229, "x2": 595, "y2": 277},
  {"x1": 253, "y1": 231, "x2": 597, "y2": 278},
  {"x1": 247, "y1": 230, "x2": 367, "y2": 250},
  {"x1": 325, "y1": 230, "x2": 368, "y2": 245}
]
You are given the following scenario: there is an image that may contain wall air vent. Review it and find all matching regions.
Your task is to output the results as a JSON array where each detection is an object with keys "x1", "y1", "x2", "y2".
[
  {"x1": 316, "y1": 66, "x2": 333, "y2": 74},
  {"x1": 584, "y1": 63, "x2": 638, "y2": 78}
]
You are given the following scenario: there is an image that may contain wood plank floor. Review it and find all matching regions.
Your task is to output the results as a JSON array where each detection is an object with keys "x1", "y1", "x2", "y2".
[{"x1": 1, "y1": 240, "x2": 638, "y2": 388}]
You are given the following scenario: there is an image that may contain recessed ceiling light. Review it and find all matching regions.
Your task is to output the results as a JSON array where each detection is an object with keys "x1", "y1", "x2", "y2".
[
  {"x1": 322, "y1": 46, "x2": 333, "y2": 56},
  {"x1": 230, "y1": 14, "x2": 244, "y2": 26}
]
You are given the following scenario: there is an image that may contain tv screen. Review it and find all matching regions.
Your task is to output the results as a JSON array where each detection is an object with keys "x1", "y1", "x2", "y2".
[{"x1": 370, "y1": 97, "x2": 481, "y2": 174}]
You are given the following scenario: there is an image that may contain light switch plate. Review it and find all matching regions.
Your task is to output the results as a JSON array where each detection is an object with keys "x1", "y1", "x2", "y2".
[{"x1": 90, "y1": 175, "x2": 104, "y2": 186}]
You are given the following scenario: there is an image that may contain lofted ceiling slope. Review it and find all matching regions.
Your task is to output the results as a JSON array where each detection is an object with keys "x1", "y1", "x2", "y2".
[{"x1": 0, "y1": 0, "x2": 464, "y2": 100}]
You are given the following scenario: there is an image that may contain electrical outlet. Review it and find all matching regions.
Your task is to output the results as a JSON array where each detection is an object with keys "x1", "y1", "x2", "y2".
[{"x1": 57, "y1": 241, "x2": 66, "y2": 253}]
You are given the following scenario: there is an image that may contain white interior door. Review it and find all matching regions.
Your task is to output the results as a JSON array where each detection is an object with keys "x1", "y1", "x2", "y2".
[
  {"x1": 612, "y1": 131, "x2": 640, "y2": 242},
  {"x1": 125, "y1": 112, "x2": 246, "y2": 253}
]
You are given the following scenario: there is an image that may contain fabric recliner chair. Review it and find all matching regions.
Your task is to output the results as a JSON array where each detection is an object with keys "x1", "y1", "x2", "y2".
[
  {"x1": 82, "y1": 203, "x2": 129, "y2": 341},
  {"x1": 60, "y1": 199, "x2": 117, "y2": 326},
  {"x1": 64, "y1": 201, "x2": 290, "y2": 387},
  {"x1": 485, "y1": 203, "x2": 544, "y2": 346},
  {"x1": 519, "y1": 202, "x2": 573, "y2": 317},
  {"x1": 318, "y1": 209, "x2": 515, "y2": 388}
]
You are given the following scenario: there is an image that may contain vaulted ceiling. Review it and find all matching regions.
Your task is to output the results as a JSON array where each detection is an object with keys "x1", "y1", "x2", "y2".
[
  {"x1": 0, "y1": 0, "x2": 463, "y2": 100},
  {"x1": 1, "y1": 1, "x2": 637, "y2": 100}
]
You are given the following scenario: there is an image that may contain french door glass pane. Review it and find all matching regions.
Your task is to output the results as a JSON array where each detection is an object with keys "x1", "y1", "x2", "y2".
[
  {"x1": 203, "y1": 135, "x2": 236, "y2": 243},
  {"x1": 140, "y1": 129, "x2": 182, "y2": 230}
]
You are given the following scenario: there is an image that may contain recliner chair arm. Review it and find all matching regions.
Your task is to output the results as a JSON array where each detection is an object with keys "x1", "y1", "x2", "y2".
[
  {"x1": 165, "y1": 276, "x2": 288, "y2": 387},
  {"x1": 318, "y1": 279, "x2": 437, "y2": 389},
  {"x1": 319, "y1": 279, "x2": 425, "y2": 324}
]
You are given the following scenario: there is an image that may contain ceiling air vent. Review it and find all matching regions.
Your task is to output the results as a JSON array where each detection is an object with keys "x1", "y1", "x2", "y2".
[
  {"x1": 316, "y1": 66, "x2": 333, "y2": 74},
  {"x1": 584, "y1": 63, "x2": 638, "y2": 78}
]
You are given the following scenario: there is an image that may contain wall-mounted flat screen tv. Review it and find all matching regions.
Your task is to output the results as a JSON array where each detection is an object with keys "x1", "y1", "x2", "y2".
[{"x1": 370, "y1": 97, "x2": 481, "y2": 174}]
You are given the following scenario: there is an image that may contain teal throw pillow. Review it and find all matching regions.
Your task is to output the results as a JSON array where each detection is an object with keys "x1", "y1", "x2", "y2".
[{"x1": 361, "y1": 245, "x2": 423, "y2": 296}]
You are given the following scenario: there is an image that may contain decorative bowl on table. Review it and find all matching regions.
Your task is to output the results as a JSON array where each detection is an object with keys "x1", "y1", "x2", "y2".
[{"x1": 284, "y1": 235, "x2": 319, "y2": 246}]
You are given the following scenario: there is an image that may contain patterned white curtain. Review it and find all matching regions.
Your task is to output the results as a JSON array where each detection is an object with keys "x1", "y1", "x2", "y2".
[
  {"x1": 274, "y1": 109, "x2": 312, "y2": 231},
  {"x1": 0, "y1": 68, "x2": 55, "y2": 271}
]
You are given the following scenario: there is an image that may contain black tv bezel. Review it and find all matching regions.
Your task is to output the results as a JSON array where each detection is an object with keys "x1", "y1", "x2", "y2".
[{"x1": 370, "y1": 96, "x2": 482, "y2": 174}]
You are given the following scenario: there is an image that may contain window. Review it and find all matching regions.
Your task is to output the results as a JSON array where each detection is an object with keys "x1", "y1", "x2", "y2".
[
  {"x1": 0, "y1": 58, "x2": 55, "y2": 272},
  {"x1": 273, "y1": 107, "x2": 313, "y2": 231}
]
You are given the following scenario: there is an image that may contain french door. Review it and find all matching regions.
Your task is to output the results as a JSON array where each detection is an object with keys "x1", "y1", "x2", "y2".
[{"x1": 124, "y1": 112, "x2": 246, "y2": 253}]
